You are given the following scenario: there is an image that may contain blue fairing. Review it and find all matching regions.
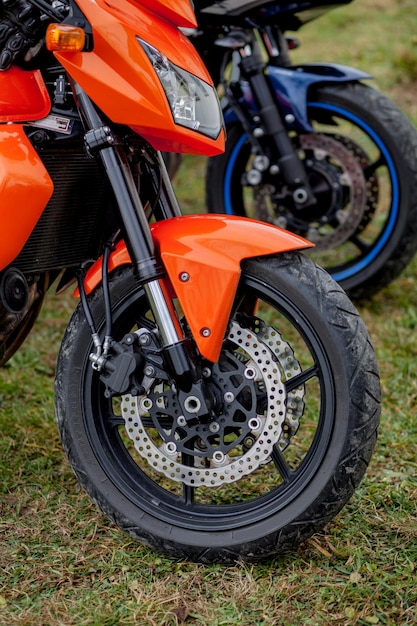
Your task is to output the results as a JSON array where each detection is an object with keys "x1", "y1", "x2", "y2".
[{"x1": 223, "y1": 63, "x2": 372, "y2": 132}]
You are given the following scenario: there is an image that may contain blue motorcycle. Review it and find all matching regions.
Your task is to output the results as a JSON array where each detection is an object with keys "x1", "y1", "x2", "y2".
[{"x1": 193, "y1": 0, "x2": 417, "y2": 299}]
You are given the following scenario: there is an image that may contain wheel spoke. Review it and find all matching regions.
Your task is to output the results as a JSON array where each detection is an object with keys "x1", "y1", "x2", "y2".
[
  {"x1": 182, "y1": 483, "x2": 195, "y2": 505},
  {"x1": 363, "y1": 154, "x2": 385, "y2": 178},
  {"x1": 108, "y1": 414, "x2": 125, "y2": 429},
  {"x1": 349, "y1": 233, "x2": 372, "y2": 254},
  {"x1": 285, "y1": 365, "x2": 318, "y2": 393},
  {"x1": 271, "y1": 445, "x2": 292, "y2": 483},
  {"x1": 181, "y1": 453, "x2": 195, "y2": 505}
]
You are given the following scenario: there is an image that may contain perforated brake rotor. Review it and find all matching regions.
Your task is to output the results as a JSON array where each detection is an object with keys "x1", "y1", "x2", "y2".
[
  {"x1": 121, "y1": 319, "x2": 304, "y2": 487},
  {"x1": 328, "y1": 133, "x2": 379, "y2": 233},
  {"x1": 255, "y1": 318, "x2": 305, "y2": 449},
  {"x1": 253, "y1": 133, "x2": 368, "y2": 251}
]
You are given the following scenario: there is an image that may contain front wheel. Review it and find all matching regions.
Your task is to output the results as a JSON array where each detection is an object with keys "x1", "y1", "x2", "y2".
[
  {"x1": 55, "y1": 257, "x2": 380, "y2": 563},
  {"x1": 207, "y1": 82, "x2": 417, "y2": 299}
]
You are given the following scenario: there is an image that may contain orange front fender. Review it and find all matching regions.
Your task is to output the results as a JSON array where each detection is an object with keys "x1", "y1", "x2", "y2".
[{"x1": 81, "y1": 215, "x2": 313, "y2": 362}]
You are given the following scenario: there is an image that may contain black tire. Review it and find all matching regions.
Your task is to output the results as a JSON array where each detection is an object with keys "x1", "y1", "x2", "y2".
[
  {"x1": 55, "y1": 257, "x2": 380, "y2": 563},
  {"x1": 206, "y1": 82, "x2": 417, "y2": 299}
]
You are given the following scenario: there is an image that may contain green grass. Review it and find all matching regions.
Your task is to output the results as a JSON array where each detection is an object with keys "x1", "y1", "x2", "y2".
[
  {"x1": 1, "y1": 260, "x2": 417, "y2": 625},
  {"x1": 290, "y1": 0, "x2": 417, "y2": 124},
  {"x1": 1, "y1": 0, "x2": 417, "y2": 623}
]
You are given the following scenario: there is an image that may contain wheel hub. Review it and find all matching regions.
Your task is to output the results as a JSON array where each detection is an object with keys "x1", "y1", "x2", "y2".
[
  {"x1": 253, "y1": 134, "x2": 368, "y2": 250},
  {"x1": 121, "y1": 318, "x2": 304, "y2": 486}
]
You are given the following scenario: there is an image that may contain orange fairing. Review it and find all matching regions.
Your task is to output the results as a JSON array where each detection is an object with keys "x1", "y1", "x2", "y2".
[
  {"x1": 0, "y1": 125, "x2": 53, "y2": 270},
  {"x1": 53, "y1": 0, "x2": 225, "y2": 155},
  {"x1": 81, "y1": 216, "x2": 313, "y2": 363},
  {"x1": 124, "y1": 0, "x2": 197, "y2": 28},
  {"x1": 0, "y1": 67, "x2": 51, "y2": 122}
]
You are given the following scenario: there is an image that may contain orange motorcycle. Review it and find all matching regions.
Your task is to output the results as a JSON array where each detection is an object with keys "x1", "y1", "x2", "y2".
[{"x1": 0, "y1": 0, "x2": 380, "y2": 562}]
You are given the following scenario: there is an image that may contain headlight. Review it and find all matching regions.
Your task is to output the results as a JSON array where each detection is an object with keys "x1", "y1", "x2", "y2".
[{"x1": 138, "y1": 38, "x2": 223, "y2": 139}]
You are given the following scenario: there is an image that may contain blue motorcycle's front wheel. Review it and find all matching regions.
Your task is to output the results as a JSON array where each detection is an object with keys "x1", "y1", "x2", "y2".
[{"x1": 206, "y1": 82, "x2": 417, "y2": 299}]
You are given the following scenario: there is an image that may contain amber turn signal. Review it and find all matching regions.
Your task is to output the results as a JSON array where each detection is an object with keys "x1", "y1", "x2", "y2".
[{"x1": 46, "y1": 24, "x2": 86, "y2": 52}]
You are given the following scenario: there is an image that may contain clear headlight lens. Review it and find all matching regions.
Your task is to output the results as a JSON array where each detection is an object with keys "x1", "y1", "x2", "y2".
[{"x1": 138, "y1": 38, "x2": 223, "y2": 139}]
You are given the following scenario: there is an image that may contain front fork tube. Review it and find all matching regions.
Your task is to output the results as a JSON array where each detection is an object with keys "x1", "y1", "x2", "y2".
[
  {"x1": 238, "y1": 42, "x2": 316, "y2": 209},
  {"x1": 73, "y1": 82, "x2": 197, "y2": 387},
  {"x1": 143, "y1": 280, "x2": 198, "y2": 389}
]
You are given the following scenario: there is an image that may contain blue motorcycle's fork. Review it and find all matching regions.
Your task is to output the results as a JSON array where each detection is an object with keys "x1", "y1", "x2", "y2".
[
  {"x1": 72, "y1": 83, "x2": 209, "y2": 404},
  {"x1": 219, "y1": 27, "x2": 316, "y2": 210}
]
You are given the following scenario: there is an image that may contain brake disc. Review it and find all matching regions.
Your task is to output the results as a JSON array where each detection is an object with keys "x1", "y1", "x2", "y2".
[
  {"x1": 121, "y1": 318, "x2": 304, "y2": 487},
  {"x1": 328, "y1": 133, "x2": 379, "y2": 233},
  {"x1": 254, "y1": 133, "x2": 368, "y2": 251},
  {"x1": 255, "y1": 318, "x2": 305, "y2": 449}
]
